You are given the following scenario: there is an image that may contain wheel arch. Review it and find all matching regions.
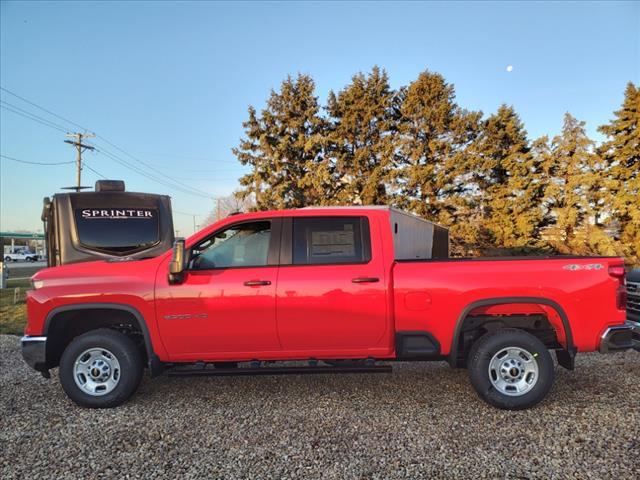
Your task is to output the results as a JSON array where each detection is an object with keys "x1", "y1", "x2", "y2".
[
  {"x1": 44, "y1": 303, "x2": 160, "y2": 374},
  {"x1": 449, "y1": 296, "x2": 574, "y2": 368}
]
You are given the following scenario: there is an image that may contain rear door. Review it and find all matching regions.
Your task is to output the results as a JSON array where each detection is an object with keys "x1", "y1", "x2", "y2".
[{"x1": 275, "y1": 215, "x2": 389, "y2": 355}]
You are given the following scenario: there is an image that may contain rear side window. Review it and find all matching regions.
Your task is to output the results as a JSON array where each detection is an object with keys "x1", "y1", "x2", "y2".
[{"x1": 292, "y1": 217, "x2": 371, "y2": 265}]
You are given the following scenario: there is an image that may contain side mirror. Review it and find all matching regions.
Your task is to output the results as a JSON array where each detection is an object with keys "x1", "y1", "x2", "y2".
[{"x1": 168, "y1": 238, "x2": 186, "y2": 285}]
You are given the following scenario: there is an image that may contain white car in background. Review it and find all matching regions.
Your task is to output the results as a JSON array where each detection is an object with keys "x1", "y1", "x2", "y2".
[{"x1": 4, "y1": 250, "x2": 39, "y2": 262}]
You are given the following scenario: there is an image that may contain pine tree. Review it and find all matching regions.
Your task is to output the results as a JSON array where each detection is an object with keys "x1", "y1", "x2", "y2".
[
  {"x1": 598, "y1": 82, "x2": 640, "y2": 263},
  {"x1": 325, "y1": 66, "x2": 396, "y2": 205},
  {"x1": 233, "y1": 74, "x2": 327, "y2": 209},
  {"x1": 470, "y1": 105, "x2": 544, "y2": 249},
  {"x1": 393, "y1": 70, "x2": 481, "y2": 220},
  {"x1": 541, "y1": 113, "x2": 596, "y2": 252},
  {"x1": 392, "y1": 70, "x2": 481, "y2": 254}
]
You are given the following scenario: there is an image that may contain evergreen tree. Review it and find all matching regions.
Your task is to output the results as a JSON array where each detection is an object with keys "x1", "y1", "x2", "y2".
[
  {"x1": 325, "y1": 66, "x2": 396, "y2": 205},
  {"x1": 233, "y1": 74, "x2": 327, "y2": 209},
  {"x1": 541, "y1": 113, "x2": 596, "y2": 251},
  {"x1": 470, "y1": 105, "x2": 544, "y2": 249},
  {"x1": 598, "y1": 82, "x2": 640, "y2": 263},
  {"x1": 393, "y1": 70, "x2": 481, "y2": 221},
  {"x1": 232, "y1": 70, "x2": 638, "y2": 262}
]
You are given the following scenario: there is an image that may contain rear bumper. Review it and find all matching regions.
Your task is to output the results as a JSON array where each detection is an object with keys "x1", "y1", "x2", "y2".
[
  {"x1": 599, "y1": 321, "x2": 640, "y2": 354},
  {"x1": 21, "y1": 336, "x2": 49, "y2": 376}
]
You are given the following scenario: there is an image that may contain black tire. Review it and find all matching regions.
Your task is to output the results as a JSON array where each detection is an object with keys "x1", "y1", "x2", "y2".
[
  {"x1": 4, "y1": 256, "x2": 11, "y2": 262},
  {"x1": 59, "y1": 328, "x2": 143, "y2": 408},
  {"x1": 468, "y1": 328, "x2": 554, "y2": 410}
]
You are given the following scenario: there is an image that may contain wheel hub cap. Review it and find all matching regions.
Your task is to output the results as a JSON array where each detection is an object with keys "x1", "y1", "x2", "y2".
[
  {"x1": 73, "y1": 348, "x2": 121, "y2": 396},
  {"x1": 488, "y1": 347, "x2": 539, "y2": 396}
]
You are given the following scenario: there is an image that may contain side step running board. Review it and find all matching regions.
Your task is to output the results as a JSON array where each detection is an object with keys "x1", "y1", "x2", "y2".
[{"x1": 166, "y1": 364, "x2": 392, "y2": 377}]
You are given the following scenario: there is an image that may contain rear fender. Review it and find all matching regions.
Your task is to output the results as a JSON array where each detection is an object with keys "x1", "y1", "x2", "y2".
[{"x1": 450, "y1": 296, "x2": 574, "y2": 367}]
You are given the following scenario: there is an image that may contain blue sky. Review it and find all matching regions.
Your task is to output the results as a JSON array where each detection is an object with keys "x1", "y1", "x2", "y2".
[{"x1": 1, "y1": 1, "x2": 638, "y2": 235}]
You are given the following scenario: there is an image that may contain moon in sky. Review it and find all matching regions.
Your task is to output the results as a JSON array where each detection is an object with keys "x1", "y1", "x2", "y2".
[{"x1": 506, "y1": 65, "x2": 514, "y2": 72}]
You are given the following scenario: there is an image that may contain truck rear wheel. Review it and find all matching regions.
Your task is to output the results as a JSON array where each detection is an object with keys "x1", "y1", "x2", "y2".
[
  {"x1": 59, "y1": 328, "x2": 143, "y2": 408},
  {"x1": 467, "y1": 328, "x2": 554, "y2": 410}
]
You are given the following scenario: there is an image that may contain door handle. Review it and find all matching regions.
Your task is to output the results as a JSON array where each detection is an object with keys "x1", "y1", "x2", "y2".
[
  {"x1": 352, "y1": 277, "x2": 380, "y2": 284},
  {"x1": 244, "y1": 280, "x2": 272, "y2": 286}
]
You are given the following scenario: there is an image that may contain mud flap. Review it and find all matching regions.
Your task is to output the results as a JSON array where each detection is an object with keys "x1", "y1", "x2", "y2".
[{"x1": 556, "y1": 347, "x2": 576, "y2": 370}]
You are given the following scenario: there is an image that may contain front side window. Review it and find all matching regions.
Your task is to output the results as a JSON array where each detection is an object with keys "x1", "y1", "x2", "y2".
[
  {"x1": 190, "y1": 221, "x2": 271, "y2": 269},
  {"x1": 293, "y1": 217, "x2": 370, "y2": 265}
]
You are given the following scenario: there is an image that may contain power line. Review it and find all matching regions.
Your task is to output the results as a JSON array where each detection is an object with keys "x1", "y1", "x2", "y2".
[
  {"x1": 0, "y1": 102, "x2": 69, "y2": 133},
  {"x1": 0, "y1": 154, "x2": 75, "y2": 166},
  {"x1": 134, "y1": 151, "x2": 239, "y2": 165},
  {"x1": 83, "y1": 161, "x2": 107, "y2": 179},
  {"x1": 93, "y1": 145, "x2": 215, "y2": 199},
  {"x1": 93, "y1": 136, "x2": 214, "y2": 198},
  {"x1": 0, "y1": 86, "x2": 234, "y2": 199},
  {"x1": 151, "y1": 164, "x2": 247, "y2": 174},
  {"x1": 93, "y1": 146, "x2": 205, "y2": 198},
  {"x1": 1, "y1": 95, "x2": 216, "y2": 197},
  {"x1": 168, "y1": 175, "x2": 247, "y2": 182},
  {"x1": 0, "y1": 86, "x2": 91, "y2": 132}
]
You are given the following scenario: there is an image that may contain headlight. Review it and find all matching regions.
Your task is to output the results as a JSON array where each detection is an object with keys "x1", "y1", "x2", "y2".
[{"x1": 31, "y1": 280, "x2": 44, "y2": 289}]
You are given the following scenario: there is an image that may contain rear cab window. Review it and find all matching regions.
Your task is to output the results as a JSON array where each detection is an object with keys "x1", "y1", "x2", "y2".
[{"x1": 292, "y1": 217, "x2": 371, "y2": 265}]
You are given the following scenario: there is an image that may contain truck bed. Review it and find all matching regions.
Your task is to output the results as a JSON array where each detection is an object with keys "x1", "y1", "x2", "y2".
[{"x1": 392, "y1": 255, "x2": 627, "y2": 357}]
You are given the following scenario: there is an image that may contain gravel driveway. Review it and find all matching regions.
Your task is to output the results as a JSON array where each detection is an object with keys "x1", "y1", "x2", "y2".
[{"x1": 1, "y1": 334, "x2": 638, "y2": 479}]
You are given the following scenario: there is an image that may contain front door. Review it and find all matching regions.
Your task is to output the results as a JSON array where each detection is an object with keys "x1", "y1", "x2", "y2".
[
  {"x1": 276, "y1": 215, "x2": 389, "y2": 356},
  {"x1": 156, "y1": 219, "x2": 280, "y2": 360}
]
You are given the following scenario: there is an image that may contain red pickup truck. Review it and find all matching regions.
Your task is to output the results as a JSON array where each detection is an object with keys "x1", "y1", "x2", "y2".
[{"x1": 22, "y1": 207, "x2": 639, "y2": 409}]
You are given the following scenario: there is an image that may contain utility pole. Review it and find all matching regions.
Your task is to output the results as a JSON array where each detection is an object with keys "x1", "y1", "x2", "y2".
[
  {"x1": 63, "y1": 132, "x2": 95, "y2": 191},
  {"x1": 216, "y1": 198, "x2": 222, "y2": 220}
]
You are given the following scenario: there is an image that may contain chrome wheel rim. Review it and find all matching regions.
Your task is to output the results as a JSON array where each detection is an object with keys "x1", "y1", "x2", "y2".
[
  {"x1": 488, "y1": 347, "x2": 539, "y2": 396},
  {"x1": 73, "y1": 348, "x2": 121, "y2": 396}
]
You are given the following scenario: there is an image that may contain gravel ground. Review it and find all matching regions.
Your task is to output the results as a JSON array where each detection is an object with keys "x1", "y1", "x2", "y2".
[{"x1": 1, "y1": 334, "x2": 638, "y2": 479}]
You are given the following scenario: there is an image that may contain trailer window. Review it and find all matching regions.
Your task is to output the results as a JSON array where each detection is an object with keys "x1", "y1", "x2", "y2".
[
  {"x1": 292, "y1": 217, "x2": 370, "y2": 265},
  {"x1": 74, "y1": 208, "x2": 160, "y2": 254}
]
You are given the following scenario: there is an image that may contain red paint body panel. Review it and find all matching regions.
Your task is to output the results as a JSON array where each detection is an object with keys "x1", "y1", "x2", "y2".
[
  {"x1": 26, "y1": 257, "x2": 168, "y2": 359},
  {"x1": 275, "y1": 213, "x2": 391, "y2": 356},
  {"x1": 392, "y1": 258, "x2": 626, "y2": 354},
  {"x1": 155, "y1": 266, "x2": 280, "y2": 360},
  {"x1": 26, "y1": 208, "x2": 627, "y2": 364}
]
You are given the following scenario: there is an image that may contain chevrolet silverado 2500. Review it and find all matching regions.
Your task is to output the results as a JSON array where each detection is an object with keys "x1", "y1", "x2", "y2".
[{"x1": 21, "y1": 207, "x2": 639, "y2": 409}]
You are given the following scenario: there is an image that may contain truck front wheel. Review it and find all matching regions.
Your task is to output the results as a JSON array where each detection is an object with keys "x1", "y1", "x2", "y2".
[
  {"x1": 59, "y1": 328, "x2": 143, "y2": 408},
  {"x1": 467, "y1": 329, "x2": 554, "y2": 410}
]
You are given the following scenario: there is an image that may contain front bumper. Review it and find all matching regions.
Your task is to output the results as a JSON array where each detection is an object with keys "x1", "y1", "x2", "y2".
[
  {"x1": 21, "y1": 336, "x2": 50, "y2": 377},
  {"x1": 599, "y1": 321, "x2": 640, "y2": 354}
]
